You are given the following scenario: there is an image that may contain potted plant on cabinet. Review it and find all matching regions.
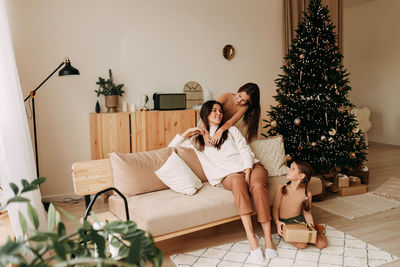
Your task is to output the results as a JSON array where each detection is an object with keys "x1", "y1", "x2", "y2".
[{"x1": 95, "y1": 69, "x2": 125, "y2": 112}]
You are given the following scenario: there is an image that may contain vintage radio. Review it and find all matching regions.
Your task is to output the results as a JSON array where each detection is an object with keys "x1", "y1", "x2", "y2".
[{"x1": 153, "y1": 93, "x2": 186, "y2": 110}]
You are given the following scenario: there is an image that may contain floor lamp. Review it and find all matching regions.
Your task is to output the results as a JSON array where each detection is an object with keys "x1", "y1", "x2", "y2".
[{"x1": 24, "y1": 58, "x2": 80, "y2": 180}]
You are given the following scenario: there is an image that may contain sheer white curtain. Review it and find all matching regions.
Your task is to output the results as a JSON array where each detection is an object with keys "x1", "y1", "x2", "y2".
[{"x1": 0, "y1": 0, "x2": 47, "y2": 235}]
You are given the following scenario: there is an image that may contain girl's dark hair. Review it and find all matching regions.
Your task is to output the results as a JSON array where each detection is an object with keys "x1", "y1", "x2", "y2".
[
  {"x1": 192, "y1": 100, "x2": 228, "y2": 151},
  {"x1": 238, "y1": 83, "x2": 260, "y2": 143},
  {"x1": 281, "y1": 160, "x2": 314, "y2": 212}
]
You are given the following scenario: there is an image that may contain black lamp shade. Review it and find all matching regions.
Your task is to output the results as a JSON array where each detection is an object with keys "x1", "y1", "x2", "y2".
[{"x1": 59, "y1": 58, "x2": 80, "y2": 76}]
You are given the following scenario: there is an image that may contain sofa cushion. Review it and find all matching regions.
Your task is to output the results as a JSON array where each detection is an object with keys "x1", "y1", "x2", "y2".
[
  {"x1": 174, "y1": 146, "x2": 208, "y2": 182},
  {"x1": 250, "y1": 135, "x2": 289, "y2": 177},
  {"x1": 155, "y1": 151, "x2": 203, "y2": 195},
  {"x1": 109, "y1": 183, "x2": 239, "y2": 236},
  {"x1": 109, "y1": 147, "x2": 173, "y2": 196}
]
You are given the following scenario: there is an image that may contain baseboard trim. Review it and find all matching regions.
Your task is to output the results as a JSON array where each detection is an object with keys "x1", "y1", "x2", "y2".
[{"x1": 369, "y1": 137, "x2": 400, "y2": 146}]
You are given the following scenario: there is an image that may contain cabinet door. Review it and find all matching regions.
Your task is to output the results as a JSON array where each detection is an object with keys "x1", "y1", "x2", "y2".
[
  {"x1": 90, "y1": 113, "x2": 130, "y2": 159},
  {"x1": 131, "y1": 111, "x2": 166, "y2": 152},
  {"x1": 164, "y1": 110, "x2": 197, "y2": 145},
  {"x1": 131, "y1": 110, "x2": 197, "y2": 152}
]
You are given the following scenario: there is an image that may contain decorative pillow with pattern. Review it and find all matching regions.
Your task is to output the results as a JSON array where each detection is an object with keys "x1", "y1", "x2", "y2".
[{"x1": 250, "y1": 135, "x2": 289, "y2": 177}]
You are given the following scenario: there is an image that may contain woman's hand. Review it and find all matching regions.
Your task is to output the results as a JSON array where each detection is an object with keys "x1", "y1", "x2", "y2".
[
  {"x1": 276, "y1": 221, "x2": 285, "y2": 236},
  {"x1": 182, "y1": 127, "x2": 202, "y2": 139},
  {"x1": 211, "y1": 128, "x2": 223, "y2": 145},
  {"x1": 244, "y1": 168, "x2": 251, "y2": 184}
]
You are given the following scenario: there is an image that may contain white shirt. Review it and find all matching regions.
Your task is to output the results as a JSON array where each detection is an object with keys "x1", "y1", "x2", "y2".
[{"x1": 168, "y1": 126, "x2": 259, "y2": 186}]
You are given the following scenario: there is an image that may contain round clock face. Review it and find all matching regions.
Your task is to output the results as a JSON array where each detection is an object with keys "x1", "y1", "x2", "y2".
[
  {"x1": 184, "y1": 81, "x2": 203, "y2": 108},
  {"x1": 223, "y1": 44, "x2": 235, "y2": 60}
]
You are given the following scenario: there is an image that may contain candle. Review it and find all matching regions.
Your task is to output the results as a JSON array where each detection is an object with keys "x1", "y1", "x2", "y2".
[
  {"x1": 122, "y1": 101, "x2": 128, "y2": 112},
  {"x1": 129, "y1": 103, "x2": 136, "y2": 112}
]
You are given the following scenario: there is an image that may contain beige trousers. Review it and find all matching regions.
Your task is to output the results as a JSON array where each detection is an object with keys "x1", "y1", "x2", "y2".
[{"x1": 222, "y1": 163, "x2": 271, "y2": 223}]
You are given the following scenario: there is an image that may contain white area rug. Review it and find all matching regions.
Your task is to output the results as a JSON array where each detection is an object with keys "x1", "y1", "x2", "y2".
[
  {"x1": 312, "y1": 193, "x2": 400, "y2": 219},
  {"x1": 371, "y1": 177, "x2": 400, "y2": 201},
  {"x1": 170, "y1": 225, "x2": 399, "y2": 267}
]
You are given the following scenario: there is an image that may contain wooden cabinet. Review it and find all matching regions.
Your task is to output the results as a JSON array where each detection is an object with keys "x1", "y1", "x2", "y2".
[{"x1": 90, "y1": 110, "x2": 200, "y2": 159}]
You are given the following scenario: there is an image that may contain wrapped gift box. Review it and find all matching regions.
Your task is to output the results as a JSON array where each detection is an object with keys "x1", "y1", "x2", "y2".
[
  {"x1": 283, "y1": 223, "x2": 317, "y2": 244},
  {"x1": 334, "y1": 175, "x2": 350, "y2": 187},
  {"x1": 350, "y1": 165, "x2": 369, "y2": 184},
  {"x1": 349, "y1": 176, "x2": 361, "y2": 185},
  {"x1": 331, "y1": 183, "x2": 367, "y2": 196}
]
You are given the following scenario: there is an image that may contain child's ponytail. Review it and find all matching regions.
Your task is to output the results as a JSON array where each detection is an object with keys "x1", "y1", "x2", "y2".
[
  {"x1": 301, "y1": 179, "x2": 310, "y2": 212},
  {"x1": 293, "y1": 160, "x2": 313, "y2": 212}
]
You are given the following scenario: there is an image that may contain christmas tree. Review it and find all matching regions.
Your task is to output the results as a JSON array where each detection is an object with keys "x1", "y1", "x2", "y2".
[{"x1": 264, "y1": 0, "x2": 367, "y2": 173}]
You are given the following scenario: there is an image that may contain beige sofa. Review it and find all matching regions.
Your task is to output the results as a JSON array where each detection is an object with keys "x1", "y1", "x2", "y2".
[{"x1": 72, "y1": 137, "x2": 323, "y2": 242}]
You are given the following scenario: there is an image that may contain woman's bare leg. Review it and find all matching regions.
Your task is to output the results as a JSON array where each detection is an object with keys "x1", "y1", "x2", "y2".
[{"x1": 240, "y1": 214, "x2": 259, "y2": 250}]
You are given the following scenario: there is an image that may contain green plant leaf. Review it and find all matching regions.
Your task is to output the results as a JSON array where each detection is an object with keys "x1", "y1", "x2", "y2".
[
  {"x1": 104, "y1": 220, "x2": 128, "y2": 234},
  {"x1": 9, "y1": 183, "x2": 19, "y2": 196},
  {"x1": 18, "y1": 211, "x2": 27, "y2": 234},
  {"x1": 27, "y1": 203, "x2": 39, "y2": 230},
  {"x1": 126, "y1": 236, "x2": 141, "y2": 264},
  {"x1": 29, "y1": 233, "x2": 49, "y2": 242},
  {"x1": 21, "y1": 185, "x2": 38, "y2": 194},
  {"x1": 31, "y1": 177, "x2": 46, "y2": 186},
  {"x1": 53, "y1": 241, "x2": 67, "y2": 260},
  {"x1": 47, "y1": 204, "x2": 56, "y2": 232},
  {"x1": 55, "y1": 210, "x2": 61, "y2": 226},
  {"x1": 90, "y1": 229, "x2": 106, "y2": 258},
  {"x1": 7, "y1": 196, "x2": 29, "y2": 204},
  {"x1": 21, "y1": 179, "x2": 29, "y2": 188},
  {"x1": 57, "y1": 222, "x2": 66, "y2": 237}
]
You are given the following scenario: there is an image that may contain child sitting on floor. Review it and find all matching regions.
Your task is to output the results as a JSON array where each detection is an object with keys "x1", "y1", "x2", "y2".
[{"x1": 272, "y1": 160, "x2": 328, "y2": 249}]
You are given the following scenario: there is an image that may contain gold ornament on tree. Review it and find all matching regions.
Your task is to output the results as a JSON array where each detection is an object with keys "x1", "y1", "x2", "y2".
[
  {"x1": 352, "y1": 127, "x2": 359, "y2": 133},
  {"x1": 321, "y1": 135, "x2": 326, "y2": 141},
  {"x1": 286, "y1": 154, "x2": 292, "y2": 161},
  {"x1": 311, "y1": 142, "x2": 317, "y2": 147},
  {"x1": 349, "y1": 152, "x2": 356, "y2": 158},
  {"x1": 298, "y1": 145, "x2": 303, "y2": 151},
  {"x1": 299, "y1": 54, "x2": 305, "y2": 59},
  {"x1": 329, "y1": 128, "x2": 336, "y2": 136},
  {"x1": 294, "y1": 118, "x2": 301, "y2": 126},
  {"x1": 270, "y1": 120, "x2": 278, "y2": 128}
]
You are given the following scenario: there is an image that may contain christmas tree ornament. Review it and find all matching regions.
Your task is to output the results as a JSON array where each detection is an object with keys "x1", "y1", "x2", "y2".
[
  {"x1": 348, "y1": 132, "x2": 353, "y2": 137},
  {"x1": 352, "y1": 127, "x2": 359, "y2": 133},
  {"x1": 328, "y1": 137, "x2": 334, "y2": 143},
  {"x1": 298, "y1": 145, "x2": 303, "y2": 151},
  {"x1": 271, "y1": 120, "x2": 278, "y2": 128},
  {"x1": 294, "y1": 118, "x2": 301, "y2": 126},
  {"x1": 311, "y1": 142, "x2": 317, "y2": 147},
  {"x1": 299, "y1": 54, "x2": 305, "y2": 59},
  {"x1": 321, "y1": 135, "x2": 326, "y2": 141},
  {"x1": 349, "y1": 152, "x2": 356, "y2": 158},
  {"x1": 329, "y1": 128, "x2": 336, "y2": 136},
  {"x1": 286, "y1": 154, "x2": 292, "y2": 161}
]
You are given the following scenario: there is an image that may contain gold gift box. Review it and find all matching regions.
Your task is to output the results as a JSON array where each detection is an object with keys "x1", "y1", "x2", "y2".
[
  {"x1": 282, "y1": 223, "x2": 317, "y2": 244},
  {"x1": 334, "y1": 175, "x2": 350, "y2": 187}
]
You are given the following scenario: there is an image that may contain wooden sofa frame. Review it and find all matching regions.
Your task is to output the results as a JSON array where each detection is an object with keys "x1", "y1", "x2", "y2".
[{"x1": 72, "y1": 159, "x2": 250, "y2": 242}]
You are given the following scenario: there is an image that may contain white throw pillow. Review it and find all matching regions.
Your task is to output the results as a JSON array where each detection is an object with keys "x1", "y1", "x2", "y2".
[
  {"x1": 154, "y1": 151, "x2": 203, "y2": 195},
  {"x1": 250, "y1": 135, "x2": 289, "y2": 177}
]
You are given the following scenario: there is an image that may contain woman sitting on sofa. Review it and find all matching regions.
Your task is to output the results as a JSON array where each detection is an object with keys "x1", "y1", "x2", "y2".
[{"x1": 168, "y1": 100, "x2": 277, "y2": 262}]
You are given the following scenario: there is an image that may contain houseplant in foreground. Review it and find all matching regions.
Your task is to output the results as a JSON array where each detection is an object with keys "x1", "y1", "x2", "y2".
[
  {"x1": 95, "y1": 69, "x2": 125, "y2": 112},
  {"x1": 0, "y1": 177, "x2": 162, "y2": 267}
]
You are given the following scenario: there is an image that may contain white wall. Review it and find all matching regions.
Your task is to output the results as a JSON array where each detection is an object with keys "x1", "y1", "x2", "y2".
[
  {"x1": 344, "y1": 0, "x2": 400, "y2": 145},
  {"x1": 6, "y1": 0, "x2": 284, "y2": 198}
]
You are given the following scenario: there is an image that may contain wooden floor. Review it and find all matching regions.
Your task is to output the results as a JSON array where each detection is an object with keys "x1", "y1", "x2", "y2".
[{"x1": 1, "y1": 142, "x2": 399, "y2": 266}]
